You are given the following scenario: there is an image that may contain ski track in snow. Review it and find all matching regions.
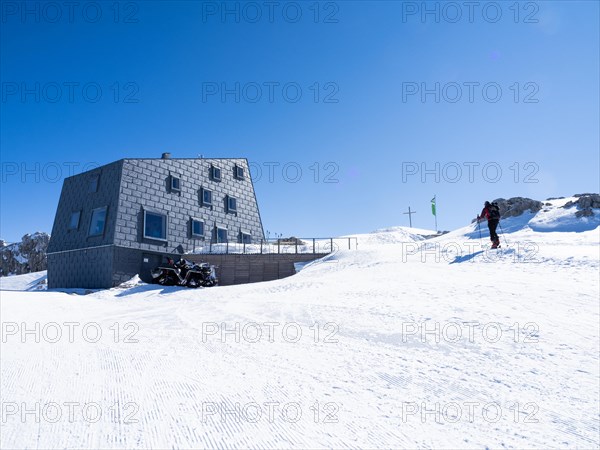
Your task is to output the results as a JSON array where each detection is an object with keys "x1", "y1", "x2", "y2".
[{"x1": 1, "y1": 207, "x2": 599, "y2": 449}]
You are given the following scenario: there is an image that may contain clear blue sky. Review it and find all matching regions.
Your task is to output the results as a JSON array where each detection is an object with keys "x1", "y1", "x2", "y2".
[{"x1": 1, "y1": 1, "x2": 598, "y2": 242}]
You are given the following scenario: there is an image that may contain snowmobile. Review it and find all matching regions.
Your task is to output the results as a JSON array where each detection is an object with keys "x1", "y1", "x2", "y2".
[{"x1": 151, "y1": 257, "x2": 218, "y2": 288}]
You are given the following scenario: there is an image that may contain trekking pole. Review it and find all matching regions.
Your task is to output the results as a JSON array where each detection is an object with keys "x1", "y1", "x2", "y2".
[
  {"x1": 477, "y1": 219, "x2": 482, "y2": 245},
  {"x1": 498, "y1": 221, "x2": 509, "y2": 247}
]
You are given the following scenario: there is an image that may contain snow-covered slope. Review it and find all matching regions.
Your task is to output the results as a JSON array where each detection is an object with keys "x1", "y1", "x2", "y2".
[
  {"x1": 423, "y1": 196, "x2": 600, "y2": 268},
  {"x1": 344, "y1": 225, "x2": 436, "y2": 245},
  {"x1": 0, "y1": 270, "x2": 47, "y2": 291},
  {"x1": 529, "y1": 196, "x2": 600, "y2": 232},
  {"x1": 1, "y1": 198, "x2": 598, "y2": 449}
]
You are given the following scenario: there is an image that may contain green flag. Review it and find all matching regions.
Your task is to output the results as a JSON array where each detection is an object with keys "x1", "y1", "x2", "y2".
[{"x1": 431, "y1": 196, "x2": 436, "y2": 216}]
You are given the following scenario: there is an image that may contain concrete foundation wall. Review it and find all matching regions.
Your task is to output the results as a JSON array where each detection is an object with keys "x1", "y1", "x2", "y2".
[
  {"x1": 107, "y1": 247, "x2": 328, "y2": 287},
  {"x1": 48, "y1": 243, "x2": 328, "y2": 288},
  {"x1": 185, "y1": 253, "x2": 329, "y2": 286}
]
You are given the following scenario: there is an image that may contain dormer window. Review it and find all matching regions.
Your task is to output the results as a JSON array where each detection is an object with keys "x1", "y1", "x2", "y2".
[
  {"x1": 88, "y1": 206, "x2": 107, "y2": 237},
  {"x1": 234, "y1": 165, "x2": 244, "y2": 180},
  {"x1": 240, "y1": 232, "x2": 251, "y2": 244},
  {"x1": 226, "y1": 195, "x2": 237, "y2": 213},
  {"x1": 215, "y1": 226, "x2": 228, "y2": 243},
  {"x1": 143, "y1": 210, "x2": 167, "y2": 241},
  {"x1": 210, "y1": 165, "x2": 222, "y2": 181},
  {"x1": 191, "y1": 218, "x2": 204, "y2": 238},
  {"x1": 170, "y1": 175, "x2": 181, "y2": 192},
  {"x1": 201, "y1": 188, "x2": 213, "y2": 207}
]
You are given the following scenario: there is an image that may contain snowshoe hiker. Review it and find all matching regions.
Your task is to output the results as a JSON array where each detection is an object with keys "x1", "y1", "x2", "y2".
[{"x1": 478, "y1": 201, "x2": 501, "y2": 248}]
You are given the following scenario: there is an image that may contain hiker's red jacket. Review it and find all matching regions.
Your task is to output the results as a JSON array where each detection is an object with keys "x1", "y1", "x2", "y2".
[
  {"x1": 479, "y1": 206, "x2": 491, "y2": 220},
  {"x1": 479, "y1": 206, "x2": 499, "y2": 222}
]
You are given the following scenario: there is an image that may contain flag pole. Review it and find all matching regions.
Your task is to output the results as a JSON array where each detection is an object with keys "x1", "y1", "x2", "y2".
[
  {"x1": 431, "y1": 195, "x2": 437, "y2": 232},
  {"x1": 435, "y1": 196, "x2": 437, "y2": 232}
]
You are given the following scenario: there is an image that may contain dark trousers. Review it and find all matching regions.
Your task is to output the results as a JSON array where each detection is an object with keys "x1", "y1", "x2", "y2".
[{"x1": 488, "y1": 219, "x2": 499, "y2": 242}]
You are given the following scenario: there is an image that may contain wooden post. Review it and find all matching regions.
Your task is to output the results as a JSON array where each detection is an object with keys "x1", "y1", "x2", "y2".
[
  {"x1": 260, "y1": 239, "x2": 263, "y2": 254},
  {"x1": 295, "y1": 240, "x2": 298, "y2": 254},
  {"x1": 313, "y1": 238, "x2": 315, "y2": 255},
  {"x1": 330, "y1": 238, "x2": 333, "y2": 253}
]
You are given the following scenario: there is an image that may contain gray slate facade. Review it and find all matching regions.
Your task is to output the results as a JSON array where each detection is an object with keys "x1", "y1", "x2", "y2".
[{"x1": 47, "y1": 157, "x2": 264, "y2": 288}]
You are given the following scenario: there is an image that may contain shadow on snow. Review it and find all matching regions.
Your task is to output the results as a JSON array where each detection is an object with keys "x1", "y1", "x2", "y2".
[{"x1": 449, "y1": 250, "x2": 485, "y2": 264}]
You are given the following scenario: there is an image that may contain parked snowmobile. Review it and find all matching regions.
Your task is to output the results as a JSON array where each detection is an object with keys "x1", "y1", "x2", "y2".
[{"x1": 151, "y1": 257, "x2": 218, "y2": 288}]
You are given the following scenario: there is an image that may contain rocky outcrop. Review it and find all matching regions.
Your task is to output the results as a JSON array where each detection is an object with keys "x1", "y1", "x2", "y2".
[
  {"x1": 573, "y1": 193, "x2": 599, "y2": 199},
  {"x1": 492, "y1": 197, "x2": 543, "y2": 218},
  {"x1": 563, "y1": 194, "x2": 600, "y2": 218},
  {"x1": 0, "y1": 232, "x2": 50, "y2": 276}
]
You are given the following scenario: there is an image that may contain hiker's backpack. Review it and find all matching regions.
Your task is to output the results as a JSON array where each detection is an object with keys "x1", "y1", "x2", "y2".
[{"x1": 488, "y1": 202, "x2": 500, "y2": 220}]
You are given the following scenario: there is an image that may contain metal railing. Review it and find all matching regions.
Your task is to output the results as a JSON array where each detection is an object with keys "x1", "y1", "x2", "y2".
[{"x1": 188, "y1": 237, "x2": 358, "y2": 255}]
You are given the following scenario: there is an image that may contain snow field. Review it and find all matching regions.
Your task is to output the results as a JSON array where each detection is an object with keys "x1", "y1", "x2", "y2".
[{"x1": 1, "y1": 198, "x2": 598, "y2": 448}]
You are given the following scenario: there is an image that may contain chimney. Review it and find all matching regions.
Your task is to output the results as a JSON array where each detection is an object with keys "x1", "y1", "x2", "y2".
[{"x1": 161, "y1": 152, "x2": 171, "y2": 159}]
